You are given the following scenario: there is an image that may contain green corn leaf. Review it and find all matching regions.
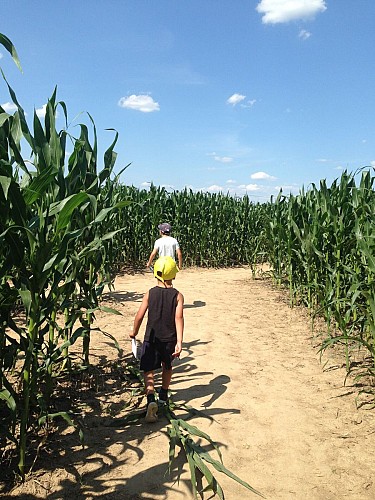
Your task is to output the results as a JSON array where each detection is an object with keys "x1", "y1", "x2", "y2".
[
  {"x1": 320, "y1": 335, "x2": 373, "y2": 354},
  {"x1": 176, "y1": 418, "x2": 223, "y2": 463},
  {"x1": 48, "y1": 191, "x2": 88, "y2": 216},
  {"x1": 167, "y1": 425, "x2": 179, "y2": 469},
  {"x1": 99, "y1": 305, "x2": 122, "y2": 315},
  {"x1": 188, "y1": 445, "x2": 224, "y2": 499},
  {"x1": 23, "y1": 166, "x2": 56, "y2": 205},
  {"x1": 42, "y1": 228, "x2": 84, "y2": 272},
  {"x1": 0, "y1": 112, "x2": 11, "y2": 126},
  {"x1": 91, "y1": 206, "x2": 116, "y2": 224},
  {"x1": 113, "y1": 162, "x2": 132, "y2": 182},
  {"x1": 180, "y1": 435, "x2": 199, "y2": 498},
  {"x1": 54, "y1": 192, "x2": 89, "y2": 231},
  {"x1": 0, "y1": 388, "x2": 17, "y2": 413},
  {"x1": 190, "y1": 441, "x2": 264, "y2": 498},
  {"x1": 38, "y1": 411, "x2": 74, "y2": 427},
  {"x1": 0, "y1": 175, "x2": 11, "y2": 198},
  {"x1": 53, "y1": 327, "x2": 88, "y2": 355},
  {"x1": 99, "y1": 329, "x2": 121, "y2": 353},
  {"x1": 362, "y1": 292, "x2": 375, "y2": 323},
  {"x1": 103, "y1": 129, "x2": 119, "y2": 171},
  {"x1": 0, "y1": 33, "x2": 22, "y2": 71},
  {"x1": 115, "y1": 200, "x2": 132, "y2": 208},
  {"x1": 1, "y1": 70, "x2": 35, "y2": 151},
  {"x1": 18, "y1": 289, "x2": 32, "y2": 315}
]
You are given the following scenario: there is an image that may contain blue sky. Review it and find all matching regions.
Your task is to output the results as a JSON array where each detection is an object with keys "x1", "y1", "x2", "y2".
[{"x1": 1, "y1": 1, "x2": 374, "y2": 202}]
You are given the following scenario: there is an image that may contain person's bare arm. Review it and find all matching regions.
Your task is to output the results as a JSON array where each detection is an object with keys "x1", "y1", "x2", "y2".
[
  {"x1": 129, "y1": 291, "x2": 149, "y2": 338},
  {"x1": 176, "y1": 248, "x2": 183, "y2": 269},
  {"x1": 173, "y1": 292, "x2": 184, "y2": 358},
  {"x1": 146, "y1": 248, "x2": 158, "y2": 268}
]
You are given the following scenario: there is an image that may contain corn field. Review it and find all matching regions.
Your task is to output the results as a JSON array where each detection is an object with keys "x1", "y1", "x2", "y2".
[
  {"x1": 109, "y1": 184, "x2": 269, "y2": 272},
  {"x1": 266, "y1": 169, "x2": 375, "y2": 380},
  {"x1": 1, "y1": 32, "x2": 374, "y2": 486},
  {"x1": 0, "y1": 35, "x2": 131, "y2": 476}
]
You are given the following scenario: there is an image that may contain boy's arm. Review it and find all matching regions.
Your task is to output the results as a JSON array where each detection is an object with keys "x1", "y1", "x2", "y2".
[
  {"x1": 173, "y1": 292, "x2": 184, "y2": 358},
  {"x1": 176, "y1": 248, "x2": 183, "y2": 269},
  {"x1": 146, "y1": 248, "x2": 158, "y2": 268},
  {"x1": 129, "y1": 291, "x2": 149, "y2": 338}
]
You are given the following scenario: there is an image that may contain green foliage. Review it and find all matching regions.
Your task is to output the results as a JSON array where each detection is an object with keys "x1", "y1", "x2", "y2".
[
  {"x1": 109, "y1": 185, "x2": 269, "y2": 272},
  {"x1": 266, "y1": 168, "x2": 375, "y2": 379},
  {"x1": 0, "y1": 33, "x2": 127, "y2": 477}
]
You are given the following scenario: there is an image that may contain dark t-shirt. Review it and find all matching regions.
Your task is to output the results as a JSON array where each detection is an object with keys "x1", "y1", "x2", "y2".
[{"x1": 144, "y1": 286, "x2": 179, "y2": 342}]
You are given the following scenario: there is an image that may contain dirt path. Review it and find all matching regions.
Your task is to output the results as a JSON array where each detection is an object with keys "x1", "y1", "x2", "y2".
[{"x1": 6, "y1": 267, "x2": 374, "y2": 499}]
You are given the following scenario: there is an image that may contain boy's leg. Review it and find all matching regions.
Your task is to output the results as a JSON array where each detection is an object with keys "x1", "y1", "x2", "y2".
[
  {"x1": 159, "y1": 363, "x2": 173, "y2": 403},
  {"x1": 144, "y1": 370, "x2": 158, "y2": 423},
  {"x1": 144, "y1": 370, "x2": 155, "y2": 396},
  {"x1": 161, "y1": 364, "x2": 172, "y2": 390},
  {"x1": 158, "y1": 340, "x2": 176, "y2": 403}
]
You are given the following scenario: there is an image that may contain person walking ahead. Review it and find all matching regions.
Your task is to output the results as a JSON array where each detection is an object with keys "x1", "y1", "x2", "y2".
[
  {"x1": 130, "y1": 256, "x2": 184, "y2": 423},
  {"x1": 146, "y1": 223, "x2": 183, "y2": 270}
]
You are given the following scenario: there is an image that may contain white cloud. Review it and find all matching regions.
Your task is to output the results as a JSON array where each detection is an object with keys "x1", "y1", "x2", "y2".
[
  {"x1": 35, "y1": 104, "x2": 59, "y2": 119},
  {"x1": 241, "y1": 99, "x2": 257, "y2": 108},
  {"x1": 206, "y1": 184, "x2": 223, "y2": 193},
  {"x1": 206, "y1": 184, "x2": 223, "y2": 192},
  {"x1": 118, "y1": 94, "x2": 160, "y2": 113},
  {"x1": 36, "y1": 104, "x2": 47, "y2": 118},
  {"x1": 227, "y1": 93, "x2": 246, "y2": 106},
  {"x1": 371, "y1": 160, "x2": 375, "y2": 167},
  {"x1": 238, "y1": 183, "x2": 260, "y2": 191},
  {"x1": 256, "y1": 0, "x2": 327, "y2": 25},
  {"x1": 214, "y1": 156, "x2": 233, "y2": 163},
  {"x1": 0, "y1": 52, "x2": 3, "y2": 59},
  {"x1": 191, "y1": 182, "x2": 285, "y2": 202},
  {"x1": 274, "y1": 184, "x2": 300, "y2": 195},
  {"x1": 251, "y1": 171, "x2": 276, "y2": 180},
  {"x1": 1, "y1": 102, "x2": 17, "y2": 113},
  {"x1": 299, "y1": 29, "x2": 311, "y2": 40}
]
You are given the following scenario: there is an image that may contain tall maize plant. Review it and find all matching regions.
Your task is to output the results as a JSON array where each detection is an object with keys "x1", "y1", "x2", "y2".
[
  {"x1": 0, "y1": 35, "x2": 128, "y2": 476},
  {"x1": 109, "y1": 185, "x2": 269, "y2": 272},
  {"x1": 267, "y1": 169, "x2": 375, "y2": 376}
]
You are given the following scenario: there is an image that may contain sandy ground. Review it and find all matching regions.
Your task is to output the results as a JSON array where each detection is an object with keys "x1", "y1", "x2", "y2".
[{"x1": 3, "y1": 266, "x2": 374, "y2": 499}]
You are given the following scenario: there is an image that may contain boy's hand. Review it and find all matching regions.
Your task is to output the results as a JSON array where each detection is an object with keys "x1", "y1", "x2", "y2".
[
  {"x1": 129, "y1": 333, "x2": 136, "y2": 339},
  {"x1": 172, "y1": 342, "x2": 182, "y2": 359}
]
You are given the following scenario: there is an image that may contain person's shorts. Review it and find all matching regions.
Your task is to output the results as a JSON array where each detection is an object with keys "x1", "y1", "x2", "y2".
[{"x1": 140, "y1": 338, "x2": 176, "y2": 372}]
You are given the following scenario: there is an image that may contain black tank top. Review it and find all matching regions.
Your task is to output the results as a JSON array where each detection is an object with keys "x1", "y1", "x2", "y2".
[{"x1": 145, "y1": 286, "x2": 179, "y2": 342}]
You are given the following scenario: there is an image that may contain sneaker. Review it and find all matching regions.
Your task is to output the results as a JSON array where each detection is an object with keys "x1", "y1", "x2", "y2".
[{"x1": 145, "y1": 401, "x2": 158, "y2": 423}]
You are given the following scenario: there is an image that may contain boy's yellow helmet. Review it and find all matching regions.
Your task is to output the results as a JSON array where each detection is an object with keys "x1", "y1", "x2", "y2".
[{"x1": 154, "y1": 256, "x2": 178, "y2": 282}]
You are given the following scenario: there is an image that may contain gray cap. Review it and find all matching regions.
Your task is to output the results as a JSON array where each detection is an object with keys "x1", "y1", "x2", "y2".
[{"x1": 158, "y1": 223, "x2": 171, "y2": 233}]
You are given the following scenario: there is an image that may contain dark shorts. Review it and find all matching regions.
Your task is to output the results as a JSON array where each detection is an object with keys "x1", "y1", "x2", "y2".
[{"x1": 140, "y1": 338, "x2": 176, "y2": 372}]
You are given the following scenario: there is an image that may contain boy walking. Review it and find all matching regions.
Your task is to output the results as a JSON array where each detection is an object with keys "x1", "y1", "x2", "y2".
[
  {"x1": 146, "y1": 223, "x2": 183, "y2": 270},
  {"x1": 130, "y1": 256, "x2": 184, "y2": 423}
]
